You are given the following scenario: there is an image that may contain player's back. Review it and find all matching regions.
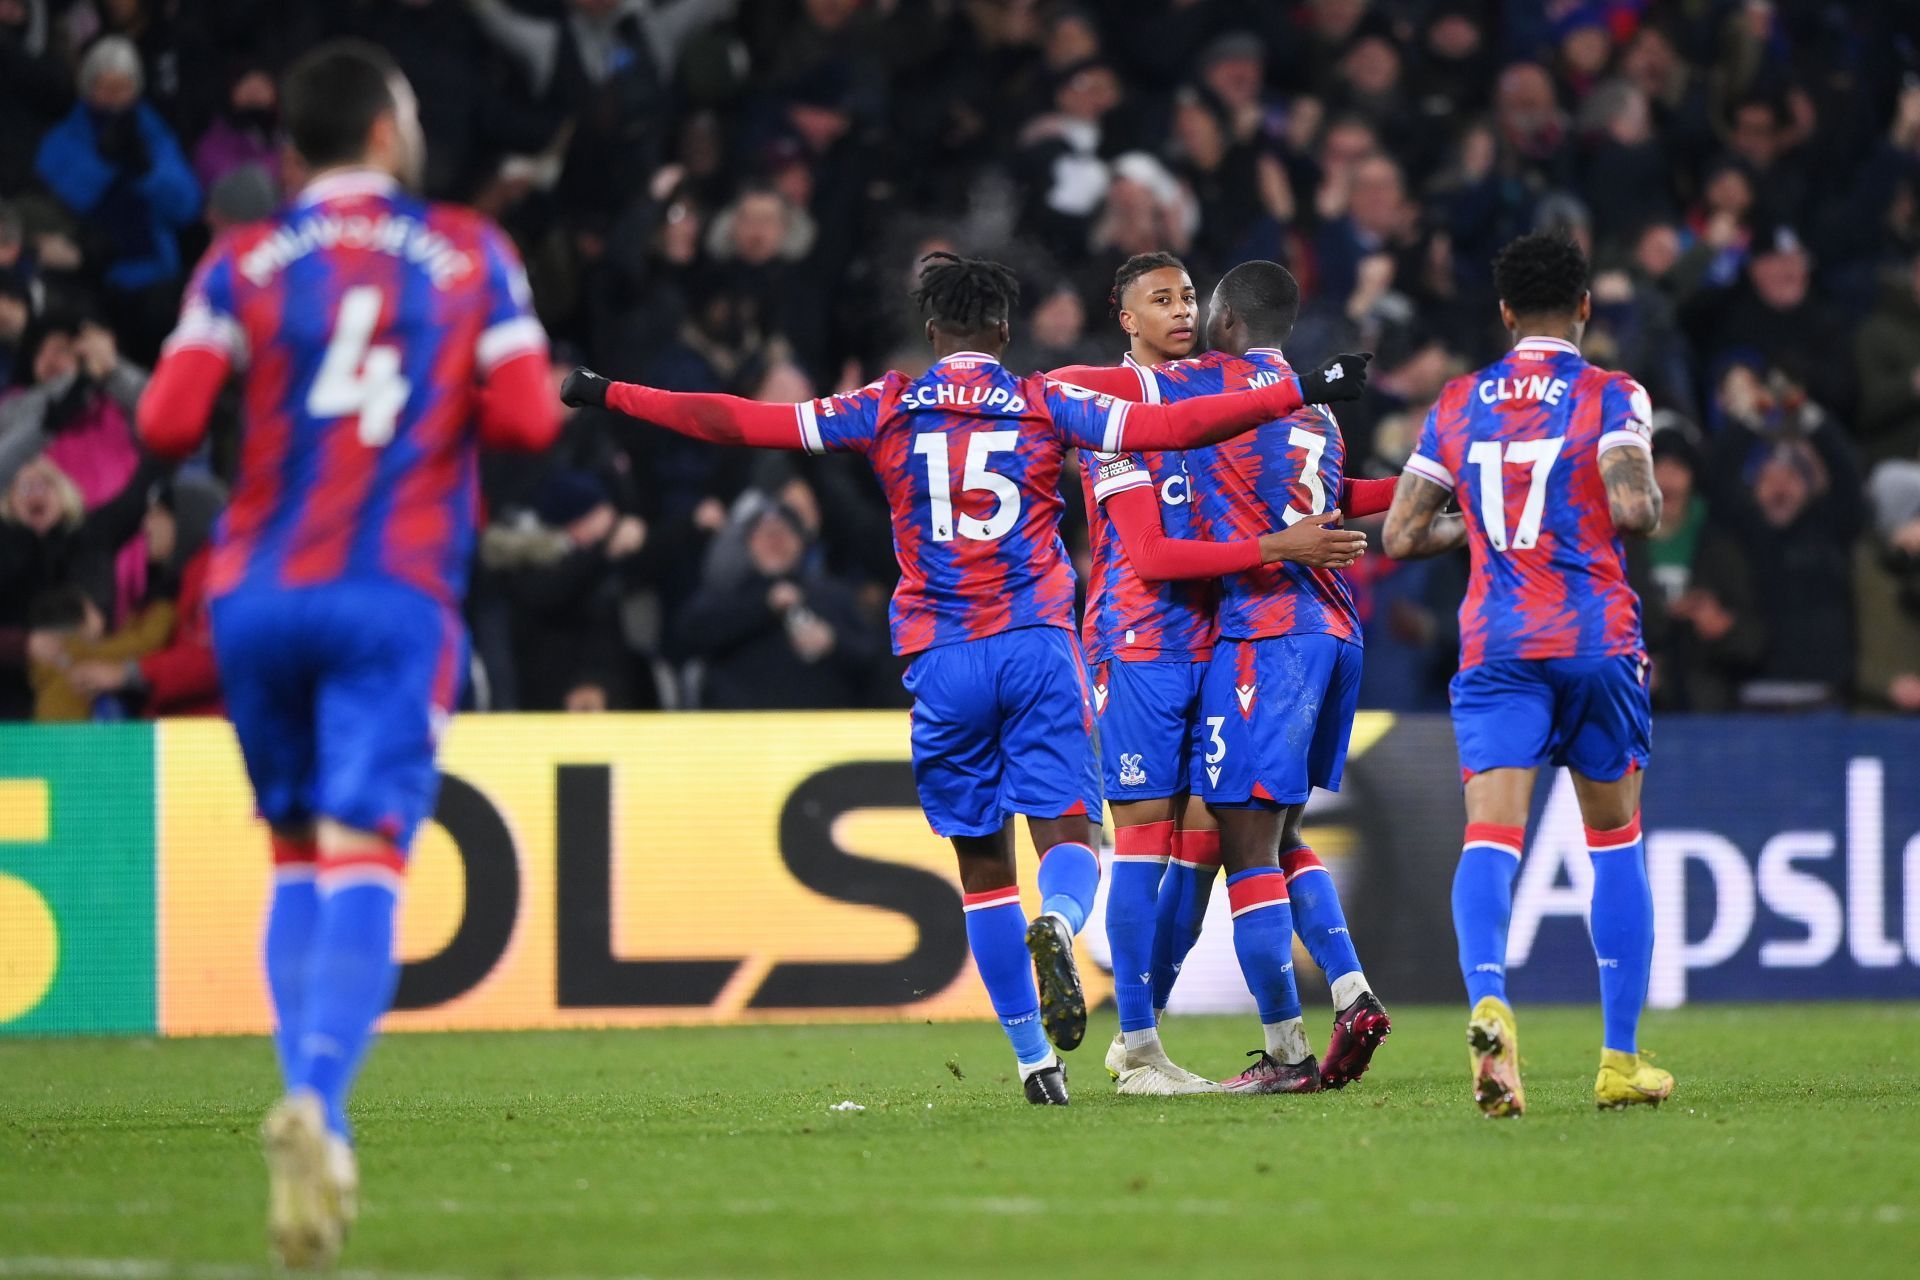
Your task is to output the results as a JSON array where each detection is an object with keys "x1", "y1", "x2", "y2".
[
  {"x1": 183, "y1": 170, "x2": 540, "y2": 606},
  {"x1": 1406, "y1": 337, "x2": 1649, "y2": 667},
  {"x1": 802, "y1": 352, "x2": 1116, "y2": 655},
  {"x1": 1078, "y1": 354, "x2": 1215, "y2": 665},
  {"x1": 1165, "y1": 349, "x2": 1360, "y2": 643}
]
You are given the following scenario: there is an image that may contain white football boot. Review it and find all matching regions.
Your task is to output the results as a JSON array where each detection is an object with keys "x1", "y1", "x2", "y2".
[
  {"x1": 262, "y1": 1089, "x2": 347, "y2": 1269},
  {"x1": 1113, "y1": 1040, "x2": 1223, "y2": 1095}
]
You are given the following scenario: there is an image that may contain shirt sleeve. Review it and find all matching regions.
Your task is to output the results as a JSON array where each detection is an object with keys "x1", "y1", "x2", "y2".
[
  {"x1": 797, "y1": 380, "x2": 886, "y2": 455},
  {"x1": 1041, "y1": 379, "x2": 1130, "y2": 453},
  {"x1": 1402, "y1": 401, "x2": 1453, "y2": 489},
  {"x1": 474, "y1": 222, "x2": 549, "y2": 375},
  {"x1": 160, "y1": 236, "x2": 247, "y2": 368},
  {"x1": 1598, "y1": 375, "x2": 1655, "y2": 458},
  {"x1": 1088, "y1": 451, "x2": 1153, "y2": 503}
]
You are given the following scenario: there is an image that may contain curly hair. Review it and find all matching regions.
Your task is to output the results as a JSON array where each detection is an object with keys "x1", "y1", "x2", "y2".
[
  {"x1": 1492, "y1": 232, "x2": 1590, "y2": 318},
  {"x1": 1109, "y1": 251, "x2": 1188, "y2": 317},
  {"x1": 912, "y1": 252, "x2": 1021, "y2": 334}
]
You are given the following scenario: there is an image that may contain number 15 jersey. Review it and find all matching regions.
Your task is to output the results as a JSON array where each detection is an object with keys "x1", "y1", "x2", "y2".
[
  {"x1": 1404, "y1": 336, "x2": 1652, "y2": 670},
  {"x1": 795, "y1": 351, "x2": 1133, "y2": 656},
  {"x1": 164, "y1": 169, "x2": 546, "y2": 607}
]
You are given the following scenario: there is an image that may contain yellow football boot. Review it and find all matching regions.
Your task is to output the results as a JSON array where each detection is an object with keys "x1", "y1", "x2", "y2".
[
  {"x1": 1595, "y1": 1049, "x2": 1675, "y2": 1110},
  {"x1": 1466, "y1": 996, "x2": 1525, "y2": 1118}
]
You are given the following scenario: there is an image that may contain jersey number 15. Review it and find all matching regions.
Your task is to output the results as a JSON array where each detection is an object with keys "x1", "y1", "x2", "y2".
[{"x1": 913, "y1": 431, "x2": 1020, "y2": 542}]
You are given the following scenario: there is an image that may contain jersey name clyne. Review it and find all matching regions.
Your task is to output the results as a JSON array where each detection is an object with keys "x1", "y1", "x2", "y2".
[
  {"x1": 1158, "y1": 349, "x2": 1360, "y2": 643},
  {"x1": 1404, "y1": 337, "x2": 1651, "y2": 668},
  {"x1": 164, "y1": 169, "x2": 546, "y2": 606},
  {"x1": 795, "y1": 352, "x2": 1132, "y2": 655}
]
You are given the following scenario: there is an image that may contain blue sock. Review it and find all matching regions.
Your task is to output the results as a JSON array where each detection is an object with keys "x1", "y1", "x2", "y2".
[
  {"x1": 264, "y1": 869, "x2": 319, "y2": 1084},
  {"x1": 1150, "y1": 829, "x2": 1218, "y2": 1012},
  {"x1": 294, "y1": 876, "x2": 401, "y2": 1140},
  {"x1": 1107, "y1": 822, "x2": 1172, "y2": 1033},
  {"x1": 1279, "y1": 844, "x2": 1361, "y2": 986},
  {"x1": 1587, "y1": 816, "x2": 1653, "y2": 1054},
  {"x1": 1225, "y1": 868, "x2": 1302, "y2": 1025},
  {"x1": 1037, "y1": 841, "x2": 1098, "y2": 936},
  {"x1": 1454, "y1": 824, "x2": 1524, "y2": 1007},
  {"x1": 963, "y1": 888, "x2": 1051, "y2": 1066}
]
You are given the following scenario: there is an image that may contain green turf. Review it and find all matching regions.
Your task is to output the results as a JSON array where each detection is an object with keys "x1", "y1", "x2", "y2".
[{"x1": 1, "y1": 1004, "x2": 1916, "y2": 1280}]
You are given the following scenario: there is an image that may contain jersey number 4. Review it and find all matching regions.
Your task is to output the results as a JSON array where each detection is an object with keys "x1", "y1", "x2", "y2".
[
  {"x1": 1466, "y1": 437, "x2": 1565, "y2": 551},
  {"x1": 308, "y1": 285, "x2": 412, "y2": 447},
  {"x1": 913, "y1": 431, "x2": 1020, "y2": 542}
]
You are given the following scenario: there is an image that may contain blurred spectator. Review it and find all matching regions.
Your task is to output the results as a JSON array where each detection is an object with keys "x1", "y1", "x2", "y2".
[
  {"x1": 1689, "y1": 224, "x2": 1849, "y2": 423},
  {"x1": 1856, "y1": 461, "x2": 1920, "y2": 714},
  {"x1": 1643, "y1": 426, "x2": 1763, "y2": 712},
  {"x1": 34, "y1": 37, "x2": 199, "y2": 360},
  {"x1": 1853, "y1": 254, "x2": 1920, "y2": 467},
  {"x1": 0, "y1": 0, "x2": 72, "y2": 194},
  {"x1": 1705, "y1": 373, "x2": 1864, "y2": 708},
  {"x1": 63, "y1": 473, "x2": 223, "y2": 717},
  {"x1": 678, "y1": 499, "x2": 879, "y2": 710},
  {"x1": 191, "y1": 59, "x2": 281, "y2": 195}
]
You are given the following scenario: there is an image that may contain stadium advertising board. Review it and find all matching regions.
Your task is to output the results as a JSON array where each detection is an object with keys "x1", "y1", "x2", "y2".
[{"x1": 0, "y1": 714, "x2": 1916, "y2": 1036}]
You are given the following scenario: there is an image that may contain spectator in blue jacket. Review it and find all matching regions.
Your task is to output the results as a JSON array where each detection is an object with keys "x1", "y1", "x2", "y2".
[{"x1": 34, "y1": 36, "x2": 199, "y2": 361}]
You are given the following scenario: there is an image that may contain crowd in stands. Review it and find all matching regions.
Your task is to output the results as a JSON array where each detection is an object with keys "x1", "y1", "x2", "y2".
[{"x1": 3, "y1": 0, "x2": 1920, "y2": 720}]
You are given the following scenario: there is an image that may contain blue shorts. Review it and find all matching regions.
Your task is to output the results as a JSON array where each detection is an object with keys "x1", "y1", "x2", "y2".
[
  {"x1": 903, "y1": 626, "x2": 1102, "y2": 838},
  {"x1": 210, "y1": 581, "x2": 465, "y2": 848},
  {"x1": 1091, "y1": 659, "x2": 1205, "y2": 801},
  {"x1": 1193, "y1": 634, "x2": 1363, "y2": 808},
  {"x1": 1450, "y1": 653, "x2": 1651, "y2": 782}
]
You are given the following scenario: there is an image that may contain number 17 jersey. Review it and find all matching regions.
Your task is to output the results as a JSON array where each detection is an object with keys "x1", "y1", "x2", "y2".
[{"x1": 1404, "y1": 337, "x2": 1652, "y2": 670}]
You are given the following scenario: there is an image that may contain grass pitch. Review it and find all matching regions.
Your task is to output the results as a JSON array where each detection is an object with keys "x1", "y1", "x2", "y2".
[{"x1": 2, "y1": 1004, "x2": 1916, "y2": 1280}]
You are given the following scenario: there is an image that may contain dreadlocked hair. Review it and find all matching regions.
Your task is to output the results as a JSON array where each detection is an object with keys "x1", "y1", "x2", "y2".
[
  {"x1": 1492, "y1": 232, "x2": 1590, "y2": 319},
  {"x1": 1109, "y1": 251, "x2": 1187, "y2": 317},
  {"x1": 913, "y1": 252, "x2": 1021, "y2": 334}
]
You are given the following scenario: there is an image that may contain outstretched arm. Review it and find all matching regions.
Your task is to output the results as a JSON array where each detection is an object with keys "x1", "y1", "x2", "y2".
[
  {"x1": 1381, "y1": 472, "x2": 1467, "y2": 559},
  {"x1": 1047, "y1": 363, "x2": 1149, "y2": 400},
  {"x1": 1107, "y1": 482, "x2": 1262, "y2": 580},
  {"x1": 564, "y1": 367, "x2": 807, "y2": 449},
  {"x1": 1341, "y1": 476, "x2": 1397, "y2": 518},
  {"x1": 1599, "y1": 444, "x2": 1662, "y2": 536},
  {"x1": 1115, "y1": 352, "x2": 1372, "y2": 451}
]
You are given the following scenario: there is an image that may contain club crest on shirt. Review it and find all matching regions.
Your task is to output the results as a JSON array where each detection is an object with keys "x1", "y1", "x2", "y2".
[{"x1": 1118, "y1": 754, "x2": 1147, "y2": 787}]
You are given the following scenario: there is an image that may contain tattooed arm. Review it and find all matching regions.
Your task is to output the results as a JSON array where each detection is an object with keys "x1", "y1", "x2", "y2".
[
  {"x1": 1382, "y1": 472, "x2": 1468, "y2": 559},
  {"x1": 1599, "y1": 443, "x2": 1662, "y2": 536}
]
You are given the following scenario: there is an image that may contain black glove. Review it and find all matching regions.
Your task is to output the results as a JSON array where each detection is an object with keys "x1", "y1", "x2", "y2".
[
  {"x1": 559, "y1": 366, "x2": 610, "y2": 410},
  {"x1": 1298, "y1": 352, "x2": 1373, "y2": 404}
]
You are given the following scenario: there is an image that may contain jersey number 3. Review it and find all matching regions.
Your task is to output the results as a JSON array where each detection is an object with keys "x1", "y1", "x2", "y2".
[
  {"x1": 308, "y1": 285, "x2": 412, "y2": 447},
  {"x1": 913, "y1": 431, "x2": 1020, "y2": 542},
  {"x1": 1467, "y1": 437, "x2": 1564, "y2": 551}
]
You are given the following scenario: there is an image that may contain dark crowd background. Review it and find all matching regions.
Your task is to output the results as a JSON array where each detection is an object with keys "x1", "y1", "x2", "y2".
[{"x1": 4, "y1": 0, "x2": 1920, "y2": 722}]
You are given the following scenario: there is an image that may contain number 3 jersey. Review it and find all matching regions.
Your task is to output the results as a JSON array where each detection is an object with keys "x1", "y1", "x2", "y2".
[
  {"x1": 794, "y1": 351, "x2": 1134, "y2": 656},
  {"x1": 1158, "y1": 348, "x2": 1361, "y2": 644},
  {"x1": 163, "y1": 169, "x2": 547, "y2": 606},
  {"x1": 1404, "y1": 337, "x2": 1652, "y2": 670}
]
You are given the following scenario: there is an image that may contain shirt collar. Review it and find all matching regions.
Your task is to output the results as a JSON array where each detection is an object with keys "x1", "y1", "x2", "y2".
[
  {"x1": 935, "y1": 351, "x2": 1002, "y2": 368},
  {"x1": 1246, "y1": 346, "x2": 1287, "y2": 362},
  {"x1": 296, "y1": 168, "x2": 400, "y2": 207},
  {"x1": 1514, "y1": 336, "x2": 1580, "y2": 355}
]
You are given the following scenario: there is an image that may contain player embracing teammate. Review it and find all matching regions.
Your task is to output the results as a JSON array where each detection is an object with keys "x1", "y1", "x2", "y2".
[
  {"x1": 1054, "y1": 257, "x2": 1395, "y2": 1095},
  {"x1": 1385, "y1": 232, "x2": 1675, "y2": 1117},
  {"x1": 567, "y1": 253, "x2": 1371, "y2": 1105}
]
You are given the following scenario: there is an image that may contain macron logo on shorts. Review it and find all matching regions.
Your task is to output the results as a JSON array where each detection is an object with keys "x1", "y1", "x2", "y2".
[
  {"x1": 1236, "y1": 683, "x2": 1256, "y2": 715},
  {"x1": 1093, "y1": 683, "x2": 1108, "y2": 714}
]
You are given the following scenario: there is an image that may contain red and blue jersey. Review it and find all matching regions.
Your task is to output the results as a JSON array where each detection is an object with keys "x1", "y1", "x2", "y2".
[
  {"x1": 163, "y1": 169, "x2": 547, "y2": 607},
  {"x1": 794, "y1": 351, "x2": 1133, "y2": 656},
  {"x1": 1080, "y1": 355, "x2": 1215, "y2": 664},
  {"x1": 1404, "y1": 337, "x2": 1652, "y2": 668},
  {"x1": 1161, "y1": 349, "x2": 1361, "y2": 643}
]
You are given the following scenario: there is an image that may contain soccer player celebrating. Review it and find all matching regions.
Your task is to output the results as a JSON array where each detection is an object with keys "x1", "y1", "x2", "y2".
[
  {"x1": 1054, "y1": 257, "x2": 1396, "y2": 1093},
  {"x1": 1049, "y1": 253, "x2": 1369, "y2": 1095},
  {"x1": 1382, "y1": 232, "x2": 1673, "y2": 1118},
  {"x1": 136, "y1": 42, "x2": 560, "y2": 1265},
  {"x1": 562, "y1": 252, "x2": 1372, "y2": 1104}
]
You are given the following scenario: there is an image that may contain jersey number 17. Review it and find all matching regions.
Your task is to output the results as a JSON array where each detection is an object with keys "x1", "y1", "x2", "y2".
[{"x1": 1466, "y1": 437, "x2": 1564, "y2": 552}]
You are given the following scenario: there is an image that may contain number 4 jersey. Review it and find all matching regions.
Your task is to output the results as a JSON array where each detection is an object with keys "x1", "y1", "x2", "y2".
[
  {"x1": 1404, "y1": 336, "x2": 1652, "y2": 669},
  {"x1": 161, "y1": 169, "x2": 549, "y2": 606}
]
